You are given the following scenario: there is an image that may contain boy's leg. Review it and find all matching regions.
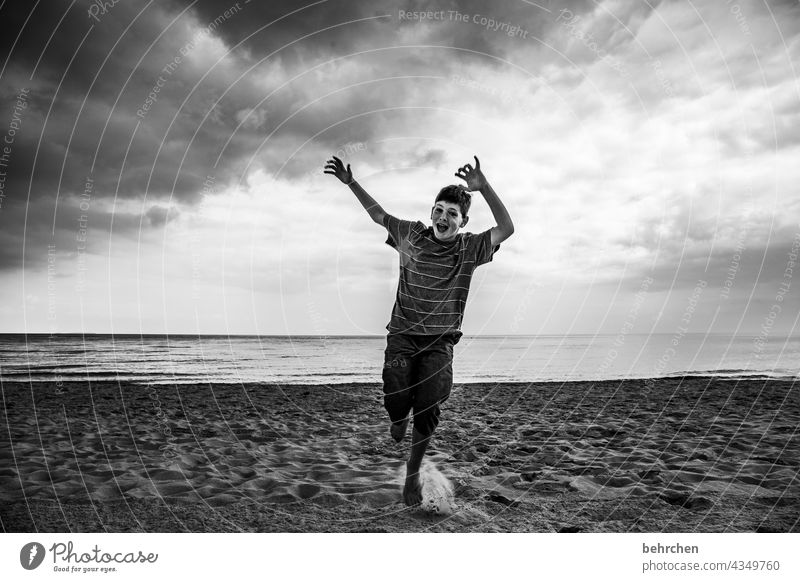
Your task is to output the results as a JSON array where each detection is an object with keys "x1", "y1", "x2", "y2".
[
  {"x1": 403, "y1": 334, "x2": 456, "y2": 506},
  {"x1": 409, "y1": 334, "x2": 455, "y2": 438},
  {"x1": 403, "y1": 427, "x2": 432, "y2": 506},
  {"x1": 381, "y1": 333, "x2": 418, "y2": 442}
]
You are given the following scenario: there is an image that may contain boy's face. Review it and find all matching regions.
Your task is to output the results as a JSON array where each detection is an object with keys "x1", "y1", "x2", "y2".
[{"x1": 430, "y1": 200, "x2": 468, "y2": 241}]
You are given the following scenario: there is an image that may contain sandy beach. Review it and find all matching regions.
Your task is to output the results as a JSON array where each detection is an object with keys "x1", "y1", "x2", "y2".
[{"x1": 1, "y1": 378, "x2": 798, "y2": 532}]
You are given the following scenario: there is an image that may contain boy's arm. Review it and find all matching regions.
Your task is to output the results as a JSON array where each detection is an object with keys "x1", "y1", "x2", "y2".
[
  {"x1": 348, "y1": 179, "x2": 387, "y2": 226},
  {"x1": 455, "y1": 156, "x2": 514, "y2": 247},
  {"x1": 324, "y1": 156, "x2": 386, "y2": 226}
]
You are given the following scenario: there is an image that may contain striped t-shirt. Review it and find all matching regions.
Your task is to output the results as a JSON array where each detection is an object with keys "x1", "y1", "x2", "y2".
[{"x1": 383, "y1": 213, "x2": 500, "y2": 337}]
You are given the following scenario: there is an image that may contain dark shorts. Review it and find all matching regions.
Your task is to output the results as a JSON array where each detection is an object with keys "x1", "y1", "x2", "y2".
[{"x1": 381, "y1": 332, "x2": 460, "y2": 437}]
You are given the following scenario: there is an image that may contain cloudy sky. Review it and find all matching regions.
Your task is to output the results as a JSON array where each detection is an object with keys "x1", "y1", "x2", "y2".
[{"x1": 0, "y1": 0, "x2": 798, "y2": 336}]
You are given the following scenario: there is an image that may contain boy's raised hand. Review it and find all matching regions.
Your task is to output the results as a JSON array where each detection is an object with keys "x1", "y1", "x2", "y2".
[
  {"x1": 324, "y1": 156, "x2": 353, "y2": 185},
  {"x1": 454, "y1": 156, "x2": 487, "y2": 191}
]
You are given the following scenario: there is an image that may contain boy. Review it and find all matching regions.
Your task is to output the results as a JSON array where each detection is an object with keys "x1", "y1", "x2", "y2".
[{"x1": 324, "y1": 155, "x2": 514, "y2": 505}]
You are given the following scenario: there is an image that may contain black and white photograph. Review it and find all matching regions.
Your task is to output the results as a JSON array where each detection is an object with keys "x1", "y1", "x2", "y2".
[{"x1": 1, "y1": 0, "x2": 799, "y2": 551}]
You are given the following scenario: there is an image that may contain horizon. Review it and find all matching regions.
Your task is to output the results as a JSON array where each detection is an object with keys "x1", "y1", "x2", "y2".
[{"x1": 4, "y1": 331, "x2": 798, "y2": 338}]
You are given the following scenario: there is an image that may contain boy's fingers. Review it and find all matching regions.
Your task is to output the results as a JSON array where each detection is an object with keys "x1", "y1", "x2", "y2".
[{"x1": 474, "y1": 155, "x2": 480, "y2": 170}]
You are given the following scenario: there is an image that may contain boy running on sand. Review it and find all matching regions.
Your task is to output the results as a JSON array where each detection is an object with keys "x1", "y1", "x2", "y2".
[{"x1": 324, "y1": 155, "x2": 514, "y2": 505}]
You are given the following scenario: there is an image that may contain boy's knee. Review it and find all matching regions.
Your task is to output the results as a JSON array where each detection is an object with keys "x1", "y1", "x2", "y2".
[
  {"x1": 384, "y1": 398, "x2": 412, "y2": 425},
  {"x1": 413, "y1": 406, "x2": 441, "y2": 437},
  {"x1": 382, "y1": 368, "x2": 413, "y2": 396}
]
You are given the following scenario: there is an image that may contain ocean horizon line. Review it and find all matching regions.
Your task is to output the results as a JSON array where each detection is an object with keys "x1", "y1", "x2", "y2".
[
  {"x1": 2, "y1": 372, "x2": 798, "y2": 386},
  {"x1": 1, "y1": 331, "x2": 794, "y2": 338}
]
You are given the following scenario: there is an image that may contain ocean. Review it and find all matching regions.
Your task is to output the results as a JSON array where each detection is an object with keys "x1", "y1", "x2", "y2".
[{"x1": 1, "y1": 333, "x2": 798, "y2": 385}]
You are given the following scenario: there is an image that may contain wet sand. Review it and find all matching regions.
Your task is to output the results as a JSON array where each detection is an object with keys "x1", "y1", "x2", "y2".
[{"x1": 1, "y1": 378, "x2": 798, "y2": 532}]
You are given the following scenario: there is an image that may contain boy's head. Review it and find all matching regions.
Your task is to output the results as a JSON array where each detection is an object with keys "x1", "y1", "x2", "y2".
[{"x1": 431, "y1": 185, "x2": 471, "y2": 241}]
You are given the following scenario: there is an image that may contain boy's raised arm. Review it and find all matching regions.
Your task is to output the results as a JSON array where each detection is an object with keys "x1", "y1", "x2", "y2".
[
  {"x1": 455, "y1": 156, "x2": 514, "y2": 247},
  {"x1": 324, "y1": 156, "x2": 386, "y2": 226}
]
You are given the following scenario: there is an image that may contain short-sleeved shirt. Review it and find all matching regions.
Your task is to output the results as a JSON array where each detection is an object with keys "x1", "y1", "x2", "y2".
[{"x1": 383, "y1": 213, "x2": 500, "y2": 337}]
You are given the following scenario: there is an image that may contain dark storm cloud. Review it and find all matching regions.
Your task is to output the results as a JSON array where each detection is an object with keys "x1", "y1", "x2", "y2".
[
  {"x1": 0, "y1": 1, "x2": 273, "y2": 271},
  {"x1": 602, "y1": 220, "x2": 800, "y2": 305},
  {"x1": 0, "y1": 193, "x2": 162, "y2": 272},
  {"x1": 1, "y1": 0, "x2": 581, "y2": 275},
  {"x1": 145, "y1": 204, "x2": 178, "y2": 226}
]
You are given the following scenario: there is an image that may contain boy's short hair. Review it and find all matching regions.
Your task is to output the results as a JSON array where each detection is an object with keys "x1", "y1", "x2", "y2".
[{"x1": 435, "y1": 185, "x2": 472, "y2": 218}]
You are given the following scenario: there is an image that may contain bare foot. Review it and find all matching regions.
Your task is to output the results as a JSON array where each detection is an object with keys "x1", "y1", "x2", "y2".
[
  {"x1": 390, "y1": 415, "x2": 410, "y2": 443},
  {"x1": 403, "y1": 467, "x2": 423, "y2": 506}
]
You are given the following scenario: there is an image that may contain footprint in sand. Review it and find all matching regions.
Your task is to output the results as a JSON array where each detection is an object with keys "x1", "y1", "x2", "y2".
[{"x1": 294, "y1": 483, "x2": 321, "y2": 499}]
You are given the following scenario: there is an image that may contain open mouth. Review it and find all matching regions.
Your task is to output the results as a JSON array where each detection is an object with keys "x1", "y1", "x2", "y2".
[{"x1": 436, "y1": 224, "x2": 448, "y2": 233}]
